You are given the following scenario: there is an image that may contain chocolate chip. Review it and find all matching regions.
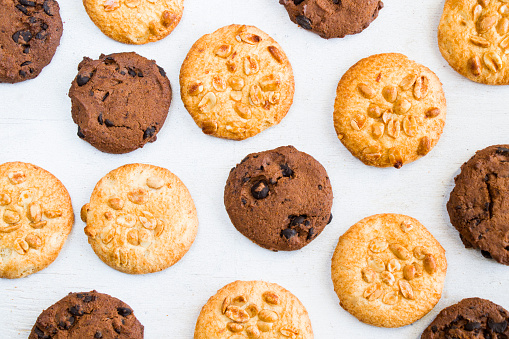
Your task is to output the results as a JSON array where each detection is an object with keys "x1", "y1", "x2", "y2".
[
  {"x1": 128, "y1": 68, "x2": 137, "y2": 77},
  {"x1": 21, "y1": 61, "x2": 32, "y2": 66},
  {"x1": 251, "y1": 180, "x2": 269, "y2": 199},
  {"x1": 102, "y1": 92, "x2": 110, "y2": 101},
  {"x1": 120, "y1": 70, "x2": 126, "y2": 75},
  {"x1": 77, "y1": 127, "x2": 85, "y2": 139},
  {"x1": 293, "y1": 0, "x2": 305, "y2": 4},
  {"x1": 290, "y1": 215, "x2": 306, "y2": 227},
  {"x1": 77, "y1": 74, "x2": 91, "y2": 86},
  {"x1": 104, "y1": 119, "x2": 114, "y2": 127},
  {"x1": 333, "y1": 0, "x2": 341, "y2": 4},
  {"x1": 98, "y1": 114, "x2": 104, "y2": 125},
  {"x1": 35, "y1": 32, "x2": 46, "y2": 40},
  {"x1": 431, "y1": 325, "x2": 437, "y2": 333},
  {"x1": 15, "y1": 4, "x2": 28, "y2": 14},
  {"x1": 12, "y1": 30, "x2": 32, "y2": 43},
  {"x1": 19, "y1": 0, "x2": 36, "y2": 5},
  {"x1": 481, "y1": 250, "x2": 492, "y2": 259},
  {"x1": 41, "y1": 23, "x2": 49, "y2": 30},
  {"x1": 43, "y1": 0, "x2": 53, "y2": 15},
  {"x1": 280, "y1": 164, "x2": 293, "y2": 177},
  {"x1": 94, "y1": 331, "x2": 103, "y2": 338},
  {"x1": 137, "y1": 71, "x2": 144, "y2": 77},
  {"x1": 157, "y1": 66, "x2": 166, "y2": 77},
  {"x1": 307, "y1": 227, "x2": 315, "y2": 240},
  {"x1": 488, "y1": 318, "x2": 508, "y2": 333},
  {"x1": 318, "y1": 185, "x2": 322, "y2": 190},
  {"x1": 327, "y1": 213, "x2": 333, "y2": 224},
  {"x1": 117, "y1": 307, "x2": 133, "y2": 317},
  {"x1": 69, "y1": 305, "x2": 84, "y2": 316},
  {"x1": 241, "y1": 198, "x2": 247, "y2": 205},
  {"x1": 496, "y1": 147, "x2": 509, "y2": 156},
  {"x1": 34, "y1": 326, "x2": 50, "y2": 339},
  {"x1": 76, "y1": 293, "x2": 95, "y2": 303},
  {"x1": 241, "y1": 177, "x2": 250, "y2": 183},
  {"x1": 57, "y1": 316, "x2": 75, "y2": 330},
  {"x1": 464, "y1": 321, "x2": 481, "y2": 331},
  {"x1": 23, "y1": 45, "x2": 30, "y2": 54},
  {"x1": 19, "y1": 70, "x2": 26, "y2": 77},
  {"x1": 281, "y1": 228, "x2": 297, "y2": 239},
  {"x1": 143, "y1": 126, "x2": 156, "y2": 139},
  {"x1": 29, "y1": 17, "x2": 37, "y2": 23},
  {"x1": 296, "y1": 15, "x2": 312, "y2": 30}
]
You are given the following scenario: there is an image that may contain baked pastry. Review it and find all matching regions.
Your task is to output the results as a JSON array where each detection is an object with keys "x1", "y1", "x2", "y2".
[
  {"x1": 279, "y1": 0, "x2": 383, "y2": 39},
  {"x1": 447, "y1": 145, "x2": 509, "y2": 265},
  {"x1": 69, "y1": 52, "x2": 171, "y2": 154},
  {"x1": 0, "y1": 162, "x2": 74, "y2": 279},
  {"x1": 180, "y1": 24, "x2": 294, "y2": 140},
  {"x1": 331, "y1": 213, "x2": 447, "y2": 327},
  {"x1": 194, "y1": 280, "x2": 313, "y2": 339},
  {"x1": 0, "y1": 0, "x2": 63, "y2": 83},
  {"x1": 81, "y1": 163, "x2": 198, "y2": 274},
  {"x1": 333, "y1": 53, "x2": 447, "y2": 168},
  {"x1": 224, "y1": 146, "x2": 333, "y2": 251}
]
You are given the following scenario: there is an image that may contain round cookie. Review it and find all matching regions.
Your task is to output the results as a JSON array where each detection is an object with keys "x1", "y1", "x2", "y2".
[
  {"x1": 180, "y1": 24, "x2": 294, "y2": 140},
  {"x1": 331, "y1": 214, "x2": 447, "y2": 328},
  {"x1": 0, "y1": 0, "x2": 63, "y2": 83},
  {"x1": 447, "y1": 145, "x2": 509, "y2": 265},
  {"x1": 69, "y1": 52, "x2": 171, "y2": 154},
  {"x1": 224, "y1": 146, "x2": 333, "y2": 251},
  {"x1": 421, "y1": 297, "x2": 509, "y2": 338},
  {"x1": 83, "y1": 0, "x2": 183, "y2": 44},
  {"x1": 29, "y1": 290, "x2": 144, "y2": 338},
  {"x1": 438, "y1": 0, "x2": 509, "y2": 85},
  {"x1": 333, "y1": 53, "x2": 447, "y2": 168},
  {"x1": 81, "y1": 163, "x2": 198, "y2": 274},
  {"x1": 194, "y1": 280, "x2": 313, "y2": 339},
  {"x1": 0, "y1": 162, "x2": 74, "y2": 279},
  {"x1": 279, "y1": 0, "x2": 384, "y2": 39}
]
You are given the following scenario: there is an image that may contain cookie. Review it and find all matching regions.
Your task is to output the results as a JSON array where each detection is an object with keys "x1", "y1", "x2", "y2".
[
  {"x1": 421, "y1": 297, "x2": 509, "y2": 338},
  {"x1": 438, "y1": 0, "x2": 509, "y2": 85},
  {"x1": 194, "y1": 280, "x2": 313, "y2": 339},
  {"x1": 0, "y1": 0, "x2": 63, "y2": 83},
  {"x1": 69, "y1": 52, "x2": 171, "y2": 154},
  {"x1": 279, "y1": 0, "x2": 383, "y2": 39},
  {"x1": 224, "y1": 146, "x2": 333, "y2": 251},
  {"x1": 180, "y1": 24, "x2": 294, "y2": 140},
  {"x1": 447, "y1": 145, "x2": 509, "y2": 265},
  {"x1": 83, "y1": 0, "x2": 183, "y2": 44},
  {"x1": 81, "y1": 163, "x2": 198, "y2": 274},
  {"x1": 333, "y1": 53, "x2": 447, "y2": 168},
  {"x1": 331, "y1": 214, "x2": 447, "y2": 327},
  {"x1": 0, "y1": 162, "x2": 74, "y2": 279},
  {"x1": 29, "y1": 290, "x2": 144, "y2": 338}
]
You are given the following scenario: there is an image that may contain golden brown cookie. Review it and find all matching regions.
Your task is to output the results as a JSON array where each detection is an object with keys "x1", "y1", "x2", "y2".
[
  {"x1": 180, "y1": 24, "x2": 295, "y2": 140},
  {"x1": 0, "y1": 162, "x2": 74, "y2": 279},
  {"x1": 331, "y1": 214, "x2": 447, "y2": 328},
  {"x1": 83, "y1": 0, "x2": 183, "y2": 44},
  {"x1": 82, "y1": 163, "x2": 198, "y2": 274},
  {"x1": 333, "y1": 53, "x2": 446, "y2": 168},
  {"x1": 438, "y1": 0, "x2": 509, "y2": 85},
  {"x1": 194, "y1": 280, "x2": 313, "y2": 339}
]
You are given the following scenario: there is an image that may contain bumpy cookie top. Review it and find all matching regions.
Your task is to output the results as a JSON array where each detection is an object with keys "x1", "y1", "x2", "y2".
[
  {"x1": 180, "y1": 24, "x2": 294, "y2": 140},
  {"x1": 29, "y1": 291, "x2": 144, "y2": 338},
  {"x1": 0, "y1": 162, "x2": 74, "y2": 279},
  {"x1": 333, "y1": 53, "x2": 447, "y2": 168},
  {"x1": 82, "y1": 163, "x2": 198, "y2": 274},
  {"x1": 438, "y1": 0, "x2": 509, "y2": 84},
  {"x1": 83, "y1": 0, "x2": 183, "y2": 44},
  {"x1": 447, "y1": 145, "x2": 509, "y2": 265},
  {"x1": 331, "y1": 214, "x2": 447, "y2": 327},
  {"x1": 194, "y1": 280, "x2": 313, "y2": 339}
]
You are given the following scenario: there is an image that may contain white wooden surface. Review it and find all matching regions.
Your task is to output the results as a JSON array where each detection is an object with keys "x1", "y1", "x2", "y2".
[{"x1": 1, "y1": 0, "x2": 509, "y2": 338}]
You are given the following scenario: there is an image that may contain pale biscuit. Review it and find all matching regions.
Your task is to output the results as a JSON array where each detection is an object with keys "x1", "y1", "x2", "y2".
[
  {"x1": 333, "y1": 53, "x2": 446, "y2": 168},
  {"x1": 82, "y1": 163, "x2": 198, "y2": 274},
  {"x1": 331, "y1": 214, "x2": 447, "y2": 328},
  {"x1": 83, "y1": 0, "x2": 183, "y2": 44},
  {"x1": 194, "y1": 280, "x2": 313, "y2": 339},
  {"x1": 180, "y1": 24, "x2": 295, "y2": 140},
  {"x1": 438, "y1": 0, "x2": 509, "y2": 85},
  {"x1": 0, "y1": 162, "x2": 74, "y2": 279}
]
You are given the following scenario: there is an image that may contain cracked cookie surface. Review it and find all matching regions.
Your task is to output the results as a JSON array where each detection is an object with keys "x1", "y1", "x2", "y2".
[
  {"x1": 69, "y1": 52, "x2": 171, "y2": 154},
  {"x1": 421, "y1": 297, "x2": 509, "y2": 338},
  {"x1": 447, "y1": 145, "x2": 509, "y2": 265},
  {"x1": 29, "y1": 290, "x2": 144, "y2": 338},
  {"x1": 0, "y1": 0, "x2": 63, "y2": 83},
  {"x1": 224, "y1": 146, "x2": 333, "y2": 251}
]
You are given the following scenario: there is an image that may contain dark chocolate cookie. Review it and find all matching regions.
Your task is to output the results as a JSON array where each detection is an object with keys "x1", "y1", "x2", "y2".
[
  {"x1": 29, "y1": 291, "x2": 144, "y2": 338},
  {"x1": 224, "y1": 146, "x2": 333, "y2": 251},
  {"x1": 447, "y1": 145, "x2": 509, "y2": 265},
  {"x1": 0, "y1": 0, "x2": 63, "y2": 83},
  {"x1": 279, "y1": 0, "x2": 383, "y2": 39},
  {"x1": 68, "y1": 52, "x2": 171, "y2": 154},
  {"x1": 421, "y1": 297, "x2": 509, "y2": 338}
]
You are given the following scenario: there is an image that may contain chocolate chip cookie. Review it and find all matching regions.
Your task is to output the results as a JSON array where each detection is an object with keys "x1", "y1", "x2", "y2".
[
  {"x1": 29, "y1": 291, "x2": 144, "y2": 338},
  {"x1": 0, "y1": 0, "x2": 63, "y2": 83},
  {"x1": 69, "y1": 52, "x2": 171, "y2": 154},
  {"x1": 224, "y1": 146, "x2": 333, "y2": 251},
  {"x1": 447, "y1": 145, "x2": 509, "y2": 265},
  {"x1": 279, "y1": 0, "x2": 383, "y2": 39},
  {"x1": 421, "y1": 297, "x2": 509, "y2": 338}
]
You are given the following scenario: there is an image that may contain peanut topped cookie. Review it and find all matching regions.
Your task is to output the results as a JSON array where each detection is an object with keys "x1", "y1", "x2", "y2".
[
  {"x1": 438, "y1": 0, "x2": 509, "y2": 85},
  {"x1": 333, "y1": 53, "x2": 447, "y2": 168},
  {"x1": 83, "y1": 0, "x2": 183, "y2": 44},
  {"x1": 180, "y1": 24, "x2": 294, "y2": 140},
  {"x1": 81, "y1": 163, "x2": 198, "y2": 274},
  {"x1": 331, "y1": 214, "x2": 447, "y2": 327},
  {"x1": 0, "y1": 162, "x2": 74, "y2": 279},
  {"x1": 194, "y1": 280, "x2": 313, "y2": 339}
]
